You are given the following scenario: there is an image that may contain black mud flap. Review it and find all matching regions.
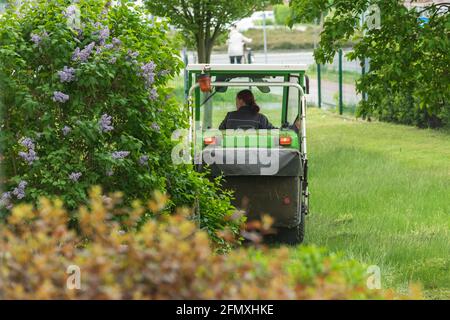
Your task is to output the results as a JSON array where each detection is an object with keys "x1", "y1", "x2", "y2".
[{"x1": 222, "y1": 176, "x2": 302, "y2": 229}]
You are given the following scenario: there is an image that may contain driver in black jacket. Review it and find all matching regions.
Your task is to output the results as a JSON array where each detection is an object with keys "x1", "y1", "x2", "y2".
[{"x1": 219, "y1": 89, "x2": 276, "y2": 130}]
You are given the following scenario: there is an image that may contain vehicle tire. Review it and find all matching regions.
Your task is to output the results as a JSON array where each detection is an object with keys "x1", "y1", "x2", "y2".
[
  {"x1": 277, "y1": 210, "x2": 305, "y2": 245},
  {"x1": 268, "y1": 207, "x2": 305, "y2": 246}
]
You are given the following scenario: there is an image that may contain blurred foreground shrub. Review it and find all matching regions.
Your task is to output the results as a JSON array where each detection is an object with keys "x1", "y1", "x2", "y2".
[{"x1": 0, "y1": 188, "x2": 422, "y2": 299}]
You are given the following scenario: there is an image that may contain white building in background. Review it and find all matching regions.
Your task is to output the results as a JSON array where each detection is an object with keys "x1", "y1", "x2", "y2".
[
  {"x1": 404, "y1": 0, "x2": 448, "y2": 8},
  {"x1": 404, "y1": 0, "x2": 449, "y2": 16}
]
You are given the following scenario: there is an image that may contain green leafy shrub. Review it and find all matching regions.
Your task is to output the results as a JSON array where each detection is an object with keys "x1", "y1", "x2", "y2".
[
  {"x1": 0, "y1": 0, "x2": 239, "y2": 242},
  {"x1": 0, "y1": 188, "x2": 423, "y2": 299},
  {"x1": 290, "y1": 0, "x2": 450, "y2": 128},
  {"x1": 274, "y1": 4, "x2": 291, "y2": 26}
]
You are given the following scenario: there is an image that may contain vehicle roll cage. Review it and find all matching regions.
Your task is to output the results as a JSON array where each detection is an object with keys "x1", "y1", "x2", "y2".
[{"x1": 187, "y1": 81, "x2": 307, "y2": 159}]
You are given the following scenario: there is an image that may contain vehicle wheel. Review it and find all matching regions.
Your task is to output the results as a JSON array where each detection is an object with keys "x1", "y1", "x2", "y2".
[{"x1": 270, "y1": 208, "x2": 305, "y2": 245}]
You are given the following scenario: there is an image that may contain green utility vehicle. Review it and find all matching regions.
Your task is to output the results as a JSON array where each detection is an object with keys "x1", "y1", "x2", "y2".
[{"x1": 186, "y1": 64, "x2": 309, "y2": 244}]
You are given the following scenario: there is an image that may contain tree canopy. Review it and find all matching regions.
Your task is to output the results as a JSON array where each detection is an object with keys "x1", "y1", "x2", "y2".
[
  {"x1": 290, "y1": 0, "x2": 450, "y2": 128},
  {"x1": 145, "y1": 0, "x2": 279, "y2": 63}
]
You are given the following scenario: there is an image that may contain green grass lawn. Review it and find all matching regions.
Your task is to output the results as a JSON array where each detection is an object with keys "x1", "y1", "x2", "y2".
[
  {"x1": 299, "y1": 108, "x2": 450, "y2": 299},
  {"x1": 170, "y1": 77, "x2": 449, "y2": 298}
]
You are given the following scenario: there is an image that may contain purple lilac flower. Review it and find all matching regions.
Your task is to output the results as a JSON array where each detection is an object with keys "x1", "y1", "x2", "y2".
[
  {"x1": 18, "y1": 181, "x2": 27, "y2": 189},
  {"x1": 65, "y1": 5, "x2": 78, "y2": 18},
  {"x1": 145, "y1": 72, "x2": 155, "y2": 86},
  {"x1": 96, "y1": 46, "x2": 103, "y2": 54},
  {"x1": 31, "y1": 31, "x2": 48, "y2": 45},
  {"x1": 111, "y1": 151, "x2": 130, "y2": 160},
  {"x1": 104, "y1": 44, "x2": 114, "y2": 50},
  {"x1": 19, "y1": 149, "x2": 38, "y2": 165},
  {"x1": 57, "y1": 66, "x2": 76, "y2": 83},
  {"x1": 109, "y1": 57, "x2": 117, "y2": 64},
  {"x1": 12, "y1": 181, "x2": 27, "y2": 200},
  {"x1": 72, "y1": 42, "x2": 95, "y2": 62},
  {"x1": 112, "y1": 37, "x2": 121, "y2": 47},
  {"x1": 62, "y1": 126, "x2": 72, "y2": 136},
  {"x1": 72, "y1": 47, "x2": 81, "y2": 60},
  {"x1": 98, "y1": 27, "x2": 110, "y2": 45},
  {"x1": 53, "y1": 91, "x2": 70, "y2": 103},
  {"x1": 31, "y1": 33, "x2": 42, "y2": 45},
  {"x1": 127, "y1": 50, "x2": 139, "y2": 60},
  {"x1": 75, "y1": 28, "x2": 83, "y2": 38},
  {"x1": 140, "y1": 62, "x2": 156, "y2": 88},
  {"x1": 20, "y1": 137, "x2": 35, "y2": 150},
  {"x1": 69, "y1": 172, "x2": 82, "y2": 182},
  {"x1": 151, "y1": 122, "x2": 160, "y2": 132},
  {"x1": 149, "y1": 88, "x2": 159, "y2": 101},
  {"x1": 99, "y1": 114, "x2": 114, "y2": 132},
  {"x1": 159, "y1": 70, "x2": 170, "y2": 76},
  {"x1": 0, "y1": 192, "x2": 12, "y2": 209},
  {"x1": 142, "y1": 61, "x2": 156, "y2": 73},
  {"x1": 19, "y1": 138, "x2": 38, "y2": 165},
  {"x1": 1, "y1": 192, "x2": 11, "y2": 202},
  {"x1": 139, "y1": 155, "x2": 149, "y2": 166}
]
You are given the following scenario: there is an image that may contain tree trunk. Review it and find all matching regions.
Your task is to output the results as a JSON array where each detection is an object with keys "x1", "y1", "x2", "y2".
[
  {"x1": 197, "y1": 36, "x2": 214, "y2": 63},
  {"x1": 196, "y1": 35, "x2": 207, "y2": 63},
  {"x1": 205, "y1": 40, "x2": 214, "y2": 64}
]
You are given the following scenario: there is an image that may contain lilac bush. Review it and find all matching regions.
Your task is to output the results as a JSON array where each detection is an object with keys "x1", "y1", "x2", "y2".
[
  {"x1": 0, "y1": 0, "x2": 238, "y2": 244},
  {"x1": 0, "y1": 0, "x2": 182, "y2": 213}
]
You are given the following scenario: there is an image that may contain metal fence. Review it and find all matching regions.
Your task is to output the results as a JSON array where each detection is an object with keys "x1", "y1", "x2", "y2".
[{"x1": 314, "y1": 49, "x2": 365, "y2": 115}]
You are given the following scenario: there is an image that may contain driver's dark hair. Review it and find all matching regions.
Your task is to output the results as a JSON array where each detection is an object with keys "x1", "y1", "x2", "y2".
[{"x1": 237, "y1": 89, "x2": 260, "y2": 113}]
